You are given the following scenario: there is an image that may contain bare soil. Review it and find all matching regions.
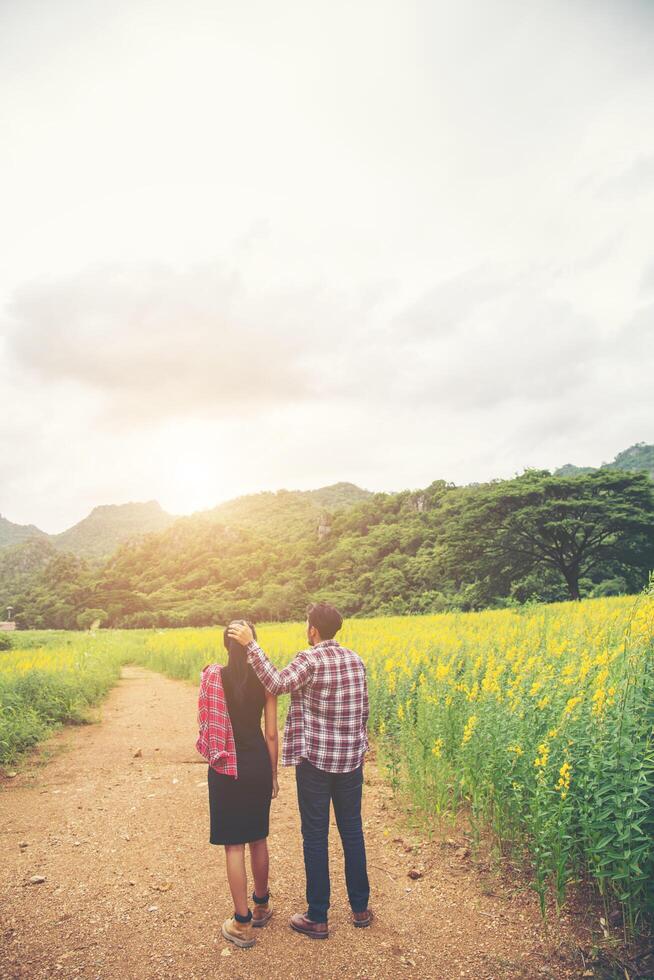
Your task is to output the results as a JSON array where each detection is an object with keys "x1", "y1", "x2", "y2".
[{"x1": 1, "y1": 667, "x2": 598, "y2": 979}]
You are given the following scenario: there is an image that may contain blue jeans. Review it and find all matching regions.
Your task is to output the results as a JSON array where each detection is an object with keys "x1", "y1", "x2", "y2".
[{"x1": 295, "y1": 759, "x2": 370, "y2": 923}]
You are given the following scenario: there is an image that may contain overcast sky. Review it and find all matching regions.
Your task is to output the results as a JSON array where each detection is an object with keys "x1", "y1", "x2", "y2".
[{"x1": 1, "y1": 0, "x2": 653, "y2": 533}]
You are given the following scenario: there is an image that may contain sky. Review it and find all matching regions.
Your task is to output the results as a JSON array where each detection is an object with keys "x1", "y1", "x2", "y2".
[{"x1": 1, "y1": 0, "x2": 653, "y2": 534}]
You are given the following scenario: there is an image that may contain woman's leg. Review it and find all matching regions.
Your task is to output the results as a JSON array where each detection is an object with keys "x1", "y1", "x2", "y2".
[
  {"x1": 249, "y1": 838, "x2": 269, "y2": 899},
  {"x1": 224, "y1": 844, "x2": 249, "y2": 917}
]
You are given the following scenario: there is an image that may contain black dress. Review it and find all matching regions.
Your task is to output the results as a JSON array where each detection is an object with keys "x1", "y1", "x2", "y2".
[{"x1": 208, "y1": 665, "x2": 272, "y2": 845}]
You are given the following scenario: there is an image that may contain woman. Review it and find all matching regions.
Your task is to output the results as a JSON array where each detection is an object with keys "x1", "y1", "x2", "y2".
[{"x1": 206, "y1": 621, "x2": 278, "y2": 949}]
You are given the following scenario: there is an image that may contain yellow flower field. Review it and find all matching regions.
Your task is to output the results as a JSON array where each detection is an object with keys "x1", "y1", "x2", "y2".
[{"x1": 1, "y1": 590, "x2": 653, "y2": 932}]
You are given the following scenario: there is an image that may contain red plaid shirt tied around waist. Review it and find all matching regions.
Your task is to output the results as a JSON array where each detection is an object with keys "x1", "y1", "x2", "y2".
[
  {"x1": 246, "y1": 639, "x2": 369, "y2": 773},
  {"x1": 196, "y1": 663, "x2": 238, "y2": 778}
]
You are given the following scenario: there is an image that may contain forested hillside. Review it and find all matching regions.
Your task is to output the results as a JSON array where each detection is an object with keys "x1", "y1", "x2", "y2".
[
  {"x1": 0, "y1": 483, "x2": 372, "y2": 627},
  {"x1": 555, "y1": 441, "x2": 654, "y2": 480},
  {"x1": 1, "y1": 467, "x2": 652, "y2": 630},
  {"x1": 0, "y1": 515, "x2": 48, "y2": 550},
  {"x1": 198, "y1": 482, "x2": 371, "y2": 537},
  {"x1": 0, "y1": 502, "x2": 175, "y2": 560},
  {"x1": 51, "y1": 501, "x2": 175, "y2": 559}
]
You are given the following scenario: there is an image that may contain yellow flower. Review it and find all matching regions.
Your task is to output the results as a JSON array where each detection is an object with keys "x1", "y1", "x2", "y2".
[
  {"x1": 555, "y1": 761, "x2": 572, "y2": 798},
  {"x1": 564, "y1": 694, "x2": 584, "y2": 716},
  {"x1": 462, "y1": 714, "x2": 478, "y2": 745},
  {"x1": 431, "y1": 738, "x2": 444, "y2": 758},
  {"x1": 592, "y1": 687, "x2": 606, "y2": 716}
]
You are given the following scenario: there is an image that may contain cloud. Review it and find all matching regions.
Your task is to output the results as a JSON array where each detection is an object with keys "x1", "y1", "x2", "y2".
[
  {"x1": 613, "y1": 303, "x2": 654, "y2": 361},
  {"x1": 391, "y1": 270, "x2": 510, "y2": 340},
  {"x1": 5, "y1": 256, "x2": 652, "y2": 436},
  {"x1": 596, "y1": 155, "x2": 654, "y2": 200},
  {"x1": 1, "y1": 0, "x2": 654, "y2": 531},
  {"x1": 336, "y1": 270, "x2": 606, "y2": 413},
  {"x1": 4, "y1": 263, "x2": 359, "y2": 425},
  {"x1": 640, "y1": 262, "x2": 654, "y2": 294},
  {"x1": 1, "y1": 261, "x2": 604, "y2": 430}
]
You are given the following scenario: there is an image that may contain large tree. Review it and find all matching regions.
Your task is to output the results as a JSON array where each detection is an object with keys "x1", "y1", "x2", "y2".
[{"x1": 443, "y1": 470, "x2": 654, "y2": 602}]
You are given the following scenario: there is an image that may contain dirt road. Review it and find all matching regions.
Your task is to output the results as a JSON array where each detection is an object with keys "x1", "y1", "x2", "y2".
[{"x1": 1, "y1": 667, "x2": 589, "y2": 979}]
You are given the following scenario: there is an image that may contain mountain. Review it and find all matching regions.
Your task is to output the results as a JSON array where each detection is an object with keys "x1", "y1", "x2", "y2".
[
  {"x1": 555, "y1": 463, "x2": 596, "y2": 477},
  {"x1": 0, "y1": 482, "x2": 375, "y2": 628},
  {"x1": 0, "y1": 502, "x2": 176, "y2": 560},
  {"x1": 0, "y1": 514, "x2": 48, "y2": 550},
  {"x1": 0, "y1": 485, "x2": 369, "y2": 562},
  {"x1": 555, "y1": 442, "x2": 654, "y2": 481},
  {"x1": 1, "y1": 452, "x2": 652, "y2": 630},
  {"x1": 200, "y1": 482, "x2": 372, "y2": 538},
  {"x1": 84, "y1": 481, "x2": 380, "y2": 626},
  {"x1": 605, "y1": 443, "x2": 654, "y2": 479},
  {"x1": 5, "y1": 440, "x2": 651, "y2": 562},
  {"x1": 7, "y1": 466, "x2": 651, "y2": 630},
  {"x1": 51, "y1": 501, "x2": 176, "y2": 560}
]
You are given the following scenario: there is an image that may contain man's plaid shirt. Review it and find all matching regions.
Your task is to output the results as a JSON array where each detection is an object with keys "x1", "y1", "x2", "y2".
[{"x1": 246, "y1": 638, "x2": 369, "y2": 773}]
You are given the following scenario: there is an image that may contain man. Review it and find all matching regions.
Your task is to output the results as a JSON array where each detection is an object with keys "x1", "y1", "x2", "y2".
[{"x1": 227, "y1": 601, "x2": 372, "y2": 938}]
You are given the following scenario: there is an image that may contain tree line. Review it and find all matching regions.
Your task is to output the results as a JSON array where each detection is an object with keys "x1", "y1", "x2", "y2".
[{"x1": 1, "y1": 469, "x2": 652, "y2": 630}]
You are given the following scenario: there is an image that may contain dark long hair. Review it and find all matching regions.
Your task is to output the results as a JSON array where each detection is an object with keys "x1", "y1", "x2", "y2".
[{"x1": 222, "y1": 620, "x2": 258, "y2": 707}]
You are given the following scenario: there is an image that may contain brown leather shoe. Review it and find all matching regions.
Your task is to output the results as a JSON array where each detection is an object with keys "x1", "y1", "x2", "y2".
[
  {"x1": 222, "y1": 916, "x2": 256, "y2": 948},
  {"x1": 352, "y1": 908, "x2": 373, "y2": 928},
  {"x1": 290, "y1": 912, "x2": 329, "y2": 939},
  {"x1": 252, "y1": 894, "x2": 273, "y2": 928}
]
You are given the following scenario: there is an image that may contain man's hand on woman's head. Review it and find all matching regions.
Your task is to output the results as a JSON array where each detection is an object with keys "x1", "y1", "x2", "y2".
[{"x1": 227, "y1": 621, "x2": 254, "y2": 647}]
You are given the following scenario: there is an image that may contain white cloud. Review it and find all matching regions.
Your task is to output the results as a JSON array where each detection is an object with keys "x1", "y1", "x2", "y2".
[
  {"x1": 1, "y1": 0, "x2": 653, "y2": 531},
  {"x1": 5, "y1": 264, "x2": 320, "y2": 422}
]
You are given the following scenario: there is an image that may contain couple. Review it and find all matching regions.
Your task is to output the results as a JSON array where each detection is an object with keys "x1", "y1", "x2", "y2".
[{"x1": 196, "y1": 601, "x2": 372, "y2": 949}]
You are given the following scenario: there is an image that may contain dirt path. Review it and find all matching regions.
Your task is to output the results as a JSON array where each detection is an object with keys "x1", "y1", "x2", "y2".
[{"x1": 1, "y1": 667, "x2": 591, "y2": 979}]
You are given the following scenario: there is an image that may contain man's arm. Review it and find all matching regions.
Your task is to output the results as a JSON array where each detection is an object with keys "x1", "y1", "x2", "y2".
[
  {"x1": 246, "y1": 642, "x2": 314, "y2": 695},
  {"x1": 227, "y1": 621, "x2": 314, "y2": 695}
]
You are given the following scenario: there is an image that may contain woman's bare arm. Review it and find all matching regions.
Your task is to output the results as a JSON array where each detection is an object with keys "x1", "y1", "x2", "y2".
[{"x1": 264, "y1": 692, "x2": 279, "y2": 799}]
